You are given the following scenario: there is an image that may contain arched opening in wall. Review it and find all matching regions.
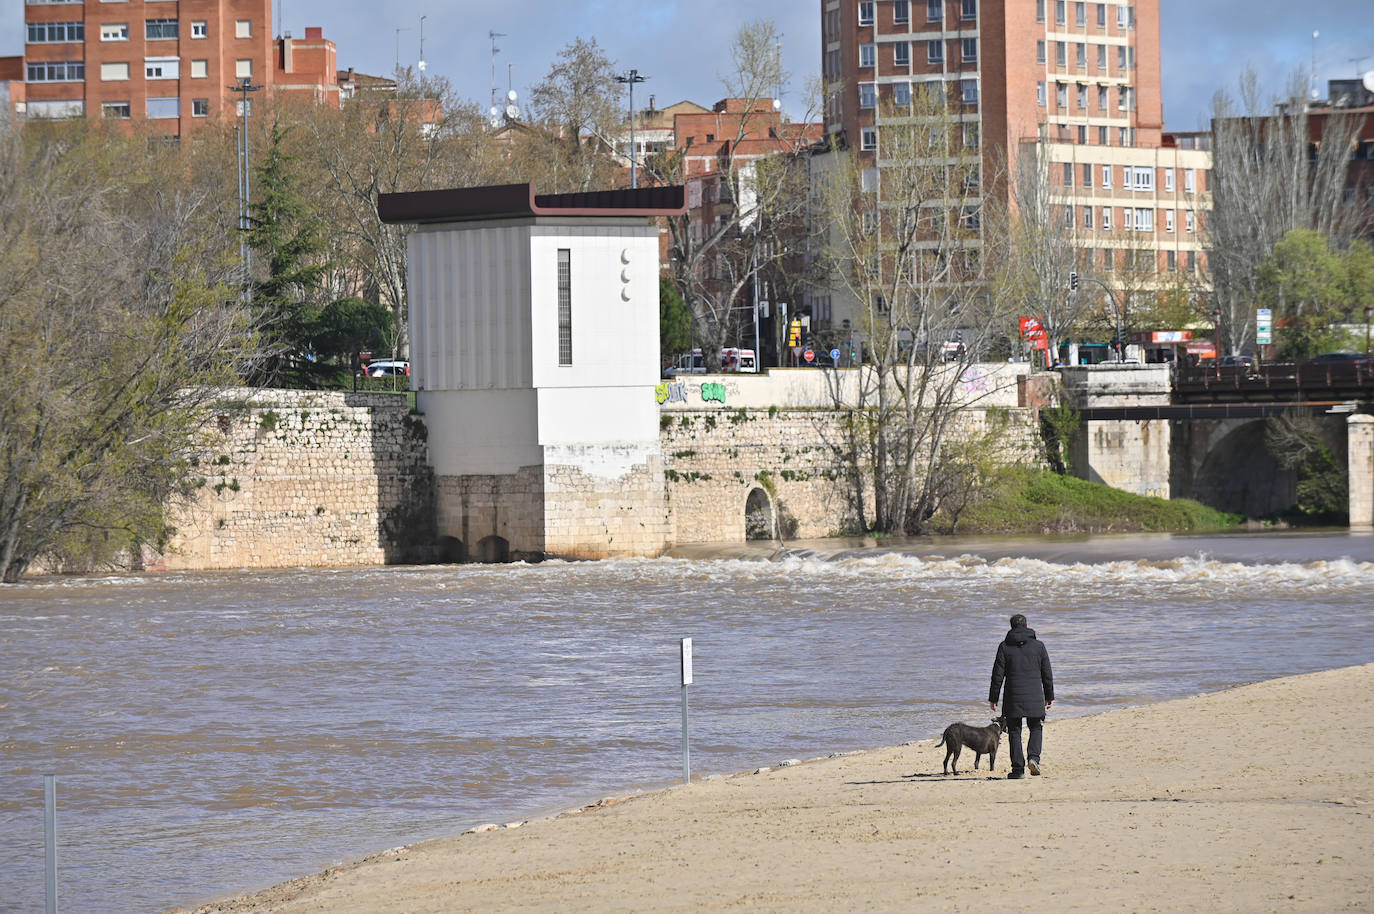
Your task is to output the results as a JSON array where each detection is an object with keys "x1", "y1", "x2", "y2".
[
  {"x1": 1194, "y1": 421, "x2": 1295, "y2": 516},
  {"x1": 474, "y1": 535, "x2": 511, "y2": 563},
  {"x1": 744, "y1": 487, "x2": 775, "y2": 540},
  {"x1": 437, "y1": 536, "x2": 466, "y2": 563}
]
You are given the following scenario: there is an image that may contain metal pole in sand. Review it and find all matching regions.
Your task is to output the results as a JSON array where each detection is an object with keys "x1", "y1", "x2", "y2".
[
  {"x1": 680, "y1": 638, "x2": 693, "y2": 783},
  {"x1": 44, "y1": 774, "x2": 56, "y2": 914}
]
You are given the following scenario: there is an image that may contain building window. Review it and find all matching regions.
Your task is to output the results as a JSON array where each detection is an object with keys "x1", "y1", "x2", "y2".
[
  {"x1": 100, "y1": 61, "x2": 130, "y2": 81},
  {"x1": 962, "y1": 79, "x2": 979, "y2": 104},
  {"x1": 1056, "y1": 42, "x2": 1066, "y2": 68},
  {"x1": 1118, "y1": 126, "x2": 1129, "y2": 146},
  {"x1": 859, "y1": 82, "x2": 876, "y2": 108},
  {"x1": 1187, "y1": 250, "x2": 1196, "y2": 272},
  {"x1": 1063, "y1": 162, "x2": 1073, "y2": 186},
  {"x1": 1185, "y1": 210, "x2": 1195, "y2": 233},
  {"x1": 101, "y1": 101, "x2": 131, "y2": 119},
  {"x1": 1064, "y1": 205, "x2": 1074, "y2": 227},
  {"x1": 859, "y1": 1, "x2": 875, "y2": 25},
  {"x1": 191, "y1": 20, "x2": 207, "y2": 38},
  {"x1": 861, "y1": 126, "x2": 877, "y2": 150},
  {"x1": 1055, "y1": 82, "x2": 1067, "y2": 108},
  {"x1": 27, "y1": 21, "x2": 84, "y2": 42},
  {"x1": 963, "y1": 123, "x2": 979, "y2": 147},
  {"x1": 1036, "y1": 81, "x2": 1046, "y2": 106},
  {"x1": 191, "y1": 59, "x2": 208, "y2": 78},
  {"x1": 145, "y1": 57, "x2": 178, "y2": 79},
  {"x1": 1036, "y1": 0, "x2": 1045, "y2": 20},
  {"x1": 1123, "y1": 207, "x2": 1134, "y2": 231},
  {"x1": 1036, "y1": 40, "x2": 1045, "y2": 64},
  {"x1": 894, "y1": 0, "x2": 910, "y2": 24},
  {"x1": 1098, "y1": 85, "x2": 1108, "y2": 109},
  {"x1": 1084, "y1": 206, "x2": 1094, "y2": 229},
  {"x1": 100, "y1": 23, "x2": 128, "y2": 41},
  {"x1": 1097, "y1": 44, "x2": 1107, "y2": 70},
  {"x1": 1184, "y1": 168, "x2": 1196, "y2": 193},
  {"x1": 25, "y1": 61, "x2": 84, "y2": 81},
  {"x1": 236, "y1": 59, "x2": 253, "y2": 78},
  {"x1": 1117, "y1": 45, "x2": 1127, "y2": 72},
  {"x1": 1165, "y1": 209, "x2": 1175, "y2": 232},
  {"x1": 927, "y1": 0, "x2": 943, "y2": 21},
  {"x1": 894, "y1": 82, "x2": 912, "y2": 105},
  {"x1": 860, "y1": 43, "x2": 876, "y2": 68},
  {"x1": 145, "y1": 18, "x2": 178, "y2": 40},
  {"x1": 235, "y1": 19, "x2": 251, "y2": 38},
  {"x1": 1164, "y1": 167, "x2": 1174, "y2": 191},
  {"x1": 962, "y1": 37, "x2": 977, "y2": 62},
  {"x1": 1135, "y1": 208, "x2": 1153, "y2": 231},
  {"x1": 1081, "y1": 163, "x2": 1091, "y2": 186},
  {"x1": 861, "y1": 167, "x2": 878, "y2": 193},
  {"x1": 1117, "y1": 3, "x2": 1128, "y2": 28},
  {"x1": 557, "y1": 249, "x2": 573, "y2": 365},
  {"x1": 1098, "y1": 125, "x2": 1108, "y2": 144},
  {"x1": 1076, "y1": 43, "x2": 1087, "y2": 68},
  {"x1": 1055, "y1": 0, "x2": 1066, "y2": 24},
  {"x1": 1077, "y1": 84, "x2": 1087, "y2": 108},
  {"x1": 1076, "y1": 1, "x2": 1086, "y2": 25},
  {"x1": 1097, "y1": 2, "x2": 1107, "y2": 27},
  {"x1": 961, "y1": 0, "x2": 976, "y2": 20},
  {"x1": 1100, "y1": 248, "x2": 1112, "y2": 270},
  {"x1": 1101, "y1": 164, "x2": 1112, "y2": 188},
  {"x1": 1166, "y1": 249, "x2": 1177, "y2": 270},
  {"x1": 146, "y1": 97, "x2": 179, "y2": 119},
  {"x1": 928, "y1": 40, "x2": 944, "y2": 64},
  {"x1": 192, "y1": 98, "x2": 209, "y2": 117},
  {"x1": 1077, "y1": 124, "x2": 1087, "y2": 143},
  {"x1": 894, "y1": 41, "x2": 910, "y2": 67}
]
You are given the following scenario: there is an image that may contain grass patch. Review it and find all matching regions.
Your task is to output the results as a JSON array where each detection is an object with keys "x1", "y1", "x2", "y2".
[{"x1": 945, "y1": 466, "x2": 1244, "y2": 535}]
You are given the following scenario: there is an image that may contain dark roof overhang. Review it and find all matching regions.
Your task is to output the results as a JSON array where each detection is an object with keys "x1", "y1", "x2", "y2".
[{"x1": 377, "y1": 182, "x2": 686, "y2": 225}]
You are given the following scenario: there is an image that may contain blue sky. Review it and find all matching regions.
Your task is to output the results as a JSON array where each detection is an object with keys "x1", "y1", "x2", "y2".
[{"x1": 2, "y1": 0, "x2": 1371, "y2": 131}]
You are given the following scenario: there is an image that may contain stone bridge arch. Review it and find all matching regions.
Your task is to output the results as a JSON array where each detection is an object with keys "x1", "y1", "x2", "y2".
[{"x1": 1175, "y1": 419, "x2": 1295, "y2": 516}]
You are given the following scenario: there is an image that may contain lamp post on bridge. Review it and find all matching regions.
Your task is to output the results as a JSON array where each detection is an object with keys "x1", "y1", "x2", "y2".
[
  {"x1": 1071, "y1": 272, "x2": 1124, "y2": 363},
  {"x1": 614, "y1": 69, "x2": 648, "y2": 189}
]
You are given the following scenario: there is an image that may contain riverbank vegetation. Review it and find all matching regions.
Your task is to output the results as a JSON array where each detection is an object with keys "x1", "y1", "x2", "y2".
[{"x1": 934, "y1": 467, "x2": 1245, "y2": 536}]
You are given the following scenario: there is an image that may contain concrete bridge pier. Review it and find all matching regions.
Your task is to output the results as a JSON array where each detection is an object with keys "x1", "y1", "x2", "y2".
[{"x1": 1349, "y1": 415, "x2": 1374, "y2": 528}]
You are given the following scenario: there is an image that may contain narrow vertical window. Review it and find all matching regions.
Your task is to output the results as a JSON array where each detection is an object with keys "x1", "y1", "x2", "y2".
[{"x1": 557, "y1": 249, "x2": 572, "y2": 366}]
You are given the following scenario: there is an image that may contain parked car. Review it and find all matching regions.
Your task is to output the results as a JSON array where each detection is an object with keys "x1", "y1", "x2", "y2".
[
  {"x1": 1306, "y1": 352, "x2": 1371, "y2": 365},
  {"x1": 1218, "y1": 355, "x2": 1253, "y2": 367},
  {"x1": 362, "y1": 359, "x2": 410, "y2": 377}
]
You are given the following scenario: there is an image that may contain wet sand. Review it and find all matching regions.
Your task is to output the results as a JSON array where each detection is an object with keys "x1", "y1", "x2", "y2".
[{"x1": 177, "y1": 663, "x2": 1374, "y2": 913}]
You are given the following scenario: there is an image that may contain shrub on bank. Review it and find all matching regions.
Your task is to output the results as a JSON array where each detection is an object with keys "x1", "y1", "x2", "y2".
[{"x1": 942, "y1": 466, "x2": 1244, "y2": 535}]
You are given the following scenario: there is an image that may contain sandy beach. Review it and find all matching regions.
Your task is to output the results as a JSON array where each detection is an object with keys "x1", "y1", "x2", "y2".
[{"x1": 178, "y1": 663, "x2": 1374, "y2": 913}]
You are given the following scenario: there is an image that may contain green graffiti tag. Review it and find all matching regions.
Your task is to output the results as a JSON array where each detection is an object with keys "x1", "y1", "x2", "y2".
[
  {"x1": 701, "y1": 382, "x2": 726, "y2": 404},
  {"x1": 655, "y1": 382, "x2": 669, "y2": 404}
]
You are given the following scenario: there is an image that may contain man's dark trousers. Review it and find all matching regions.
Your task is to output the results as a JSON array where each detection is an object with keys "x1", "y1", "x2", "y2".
[{"x1": 1006, "y1": 716, "x2": 1044, "y2": 772}]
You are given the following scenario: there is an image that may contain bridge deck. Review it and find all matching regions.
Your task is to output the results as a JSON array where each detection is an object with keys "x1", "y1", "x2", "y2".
[{"x1": 1173, "y1": 363, "x2": 1374, "y2": 403}]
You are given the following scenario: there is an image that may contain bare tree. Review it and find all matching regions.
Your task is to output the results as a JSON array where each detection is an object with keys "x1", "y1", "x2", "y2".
[
  {"x1": 1208, "y1": 69, "x2": 1364, "y2": 356},
  {"x1": 527, "y1": 37, "x2": 625, "y2": 193},
  {"x1": 0, "y1": 122, "x2": 261, "y2": 581},
  {"x1": 815, "y1": 89, "x2": 1017, "y2": 534}
]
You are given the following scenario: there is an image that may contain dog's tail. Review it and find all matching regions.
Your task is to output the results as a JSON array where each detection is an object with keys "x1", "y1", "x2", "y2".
[{"x1": 935, "y1": 725, "x2": 952, "y2": 749}]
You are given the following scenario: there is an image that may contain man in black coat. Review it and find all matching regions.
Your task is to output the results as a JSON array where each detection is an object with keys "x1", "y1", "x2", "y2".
[{"x1": 989, "y1": 613, "x2": 1054, "y2": 779}]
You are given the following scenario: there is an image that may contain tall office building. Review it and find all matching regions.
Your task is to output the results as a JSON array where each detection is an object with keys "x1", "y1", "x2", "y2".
[
  {"x1": 18, "y1": 1, "x2": 338, "y2": 137},
  {"x1": 817, "y1": 0, "x2": 1210, "y2": 347}
]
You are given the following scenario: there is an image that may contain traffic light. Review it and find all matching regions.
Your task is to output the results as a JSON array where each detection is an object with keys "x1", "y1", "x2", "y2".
[{"x1": 1069, "y1": 271, "x2": 1079, "y2": 292}]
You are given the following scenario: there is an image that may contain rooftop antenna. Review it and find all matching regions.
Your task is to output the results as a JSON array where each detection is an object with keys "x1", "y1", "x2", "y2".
[
  {"x1": 1352, "y1": 55, "x2": 1370, "y2": 76},
  {"x1": 489, "y1": 30, "x2": 506, "y2": 112},
  {"x1": 418, "y1": 15, "x2": 427, "y2": 73},
  {"x1": 1310, "y1": 30, "x2": 1321, "y2": 101},
  {"x1": 394, "y1": 26, "x2": 411, "y2": 76}
]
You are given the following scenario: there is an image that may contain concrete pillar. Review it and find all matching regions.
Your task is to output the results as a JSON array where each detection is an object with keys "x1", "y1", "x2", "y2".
[{"x1": 1347, "y1": 414, "x2": 1374, "y2": 528}]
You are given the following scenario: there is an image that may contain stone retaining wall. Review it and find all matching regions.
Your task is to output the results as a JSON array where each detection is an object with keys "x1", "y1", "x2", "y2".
[{"x1": 151, "y1": 389, "x2": 432, "y2": 571}]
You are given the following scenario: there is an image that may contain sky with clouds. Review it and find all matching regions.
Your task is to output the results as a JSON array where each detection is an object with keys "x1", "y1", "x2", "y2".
[{"x1": 2, "y1": 0, "x2": 1371, "y2": 131}]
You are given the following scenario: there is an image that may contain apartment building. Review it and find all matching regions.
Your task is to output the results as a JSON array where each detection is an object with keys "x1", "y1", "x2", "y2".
[
  {"x1": 18, "y1": 0, "x2": 338, "y2": 137},
  {"x1": 817, "y1": 0, "x2": 1211, "y2": 340}
]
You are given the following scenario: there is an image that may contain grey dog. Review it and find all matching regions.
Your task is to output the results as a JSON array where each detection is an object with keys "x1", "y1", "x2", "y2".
[{"x1": 936, "y1": 716, "x2": 1008, "y2": 775}]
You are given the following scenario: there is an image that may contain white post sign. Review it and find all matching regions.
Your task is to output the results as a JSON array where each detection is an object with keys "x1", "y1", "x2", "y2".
[{"x1": 680, "y1": 638, "x2": 692, "y2": 783}]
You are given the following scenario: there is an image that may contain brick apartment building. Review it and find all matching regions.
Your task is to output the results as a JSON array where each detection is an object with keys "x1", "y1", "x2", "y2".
[
  {"x1": 816, "y1": 0, "x2": 1212, "y2": 349},
  {"x1": 12, "y1": 0, "x2": 338, "y2": 137}
]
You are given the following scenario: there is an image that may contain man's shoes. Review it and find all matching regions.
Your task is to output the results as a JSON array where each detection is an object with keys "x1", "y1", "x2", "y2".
[
  {"x1": 1028, "y1": 758, "x2": 1041, "y2": 776},
  {"x1": 1007, "y1": 769, "x2": 1025, "y2": 779}
]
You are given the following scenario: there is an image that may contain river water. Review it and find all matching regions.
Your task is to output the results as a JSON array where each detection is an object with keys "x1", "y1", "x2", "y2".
[{"x1": 3, "y1": 531, "x2": 1373, "y2": 913}]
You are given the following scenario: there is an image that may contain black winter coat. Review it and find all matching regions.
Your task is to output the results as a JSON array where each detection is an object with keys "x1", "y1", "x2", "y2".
[{"x1": 989, "y1": 626, "x2": 1054, "y2": 718}]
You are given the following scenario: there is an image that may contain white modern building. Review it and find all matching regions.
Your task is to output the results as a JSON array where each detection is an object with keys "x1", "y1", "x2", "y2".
[{"x1": 378, "y1": 183, "x2": 686, "y2": 561}]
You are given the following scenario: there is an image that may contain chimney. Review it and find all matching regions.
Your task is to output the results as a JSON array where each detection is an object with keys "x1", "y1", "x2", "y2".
[
  {"x1": 306, "y1": 26, "x2": 322, "y2": 40},
  {"x1": 282, "y1": 35, "x2": 293, "y2": 73}
]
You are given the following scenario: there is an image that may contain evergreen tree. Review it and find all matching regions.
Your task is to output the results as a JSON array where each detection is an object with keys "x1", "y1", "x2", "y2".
[{"x1": 247, "y1": 115, "x2": 328, "y2": 381}]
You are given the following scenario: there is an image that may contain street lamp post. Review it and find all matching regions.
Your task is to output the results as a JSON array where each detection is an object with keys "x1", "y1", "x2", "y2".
[
  {"x1": 228, "y1": 76, "x2": 262, "y2": 303},
  {"x1": 1072, "y1": 274, "x2": 1124, "y2": 363},
  {"x1": 614, "y1": 69, "x2": 648, "y2": 188}
]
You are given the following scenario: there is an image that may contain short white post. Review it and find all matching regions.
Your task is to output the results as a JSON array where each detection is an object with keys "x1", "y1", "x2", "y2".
[
  {"x1": 44, "y1": 774, "x2": 56, "y2": 914},
  {"x1": 680, "y1": 638, "x2": 693, "y2": 783}
]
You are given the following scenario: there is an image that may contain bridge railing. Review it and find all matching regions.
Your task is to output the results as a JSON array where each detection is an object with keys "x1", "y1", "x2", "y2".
[{"x1": 1173, "y1": 361, "x2": 1374, "y2": 402}]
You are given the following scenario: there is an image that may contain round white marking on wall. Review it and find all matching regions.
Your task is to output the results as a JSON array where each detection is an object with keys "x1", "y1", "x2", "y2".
[{"x1": 621, "y1": 248, "x2": 631, "y2": 264}]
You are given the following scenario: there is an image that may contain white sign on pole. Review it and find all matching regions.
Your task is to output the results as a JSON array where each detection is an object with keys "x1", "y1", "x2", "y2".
[
  {"x1": 1257, "y1": 308, "x2": 1273, "y2": 345},
  {"x1": 680, "y1": 637, "x2": 693, "y2": 685}
]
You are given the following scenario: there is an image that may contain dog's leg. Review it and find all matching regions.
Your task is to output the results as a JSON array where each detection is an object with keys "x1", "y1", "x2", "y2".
[
  {"x1": 974, "y1": 751, "x2": 983, "y2": 770},
  {"x1": 990, "y1": 745, "x2": 997, "y2": 772},
  {"x1": 950, "y1": 745, "x2": 961, "y2": 775}
]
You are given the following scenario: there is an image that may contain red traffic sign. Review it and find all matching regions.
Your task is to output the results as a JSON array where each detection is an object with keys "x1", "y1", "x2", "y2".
[{"x1": 803, "y1": 348, "x2": 815, "y2": 362}]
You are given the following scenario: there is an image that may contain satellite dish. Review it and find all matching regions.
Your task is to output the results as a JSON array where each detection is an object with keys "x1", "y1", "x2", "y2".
[
  {"x1": 488, "y1": 105, "x2": 501, "y2": 129},
  {"x1": 772, "y1": 98, "x2": 782, "y2": 111},
  {"x1": 507, "y1": 89, "x2": 518, "y2": 103},
  {"x1": 418, "y1": 59, "x2": 426, "y2": 72},
  {"x1": 1363, "y1": 71, "x2": 1374, "y2": 93},
  {"x1": 505, "y1": 104, "x2": 520, "y2": 120}
]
